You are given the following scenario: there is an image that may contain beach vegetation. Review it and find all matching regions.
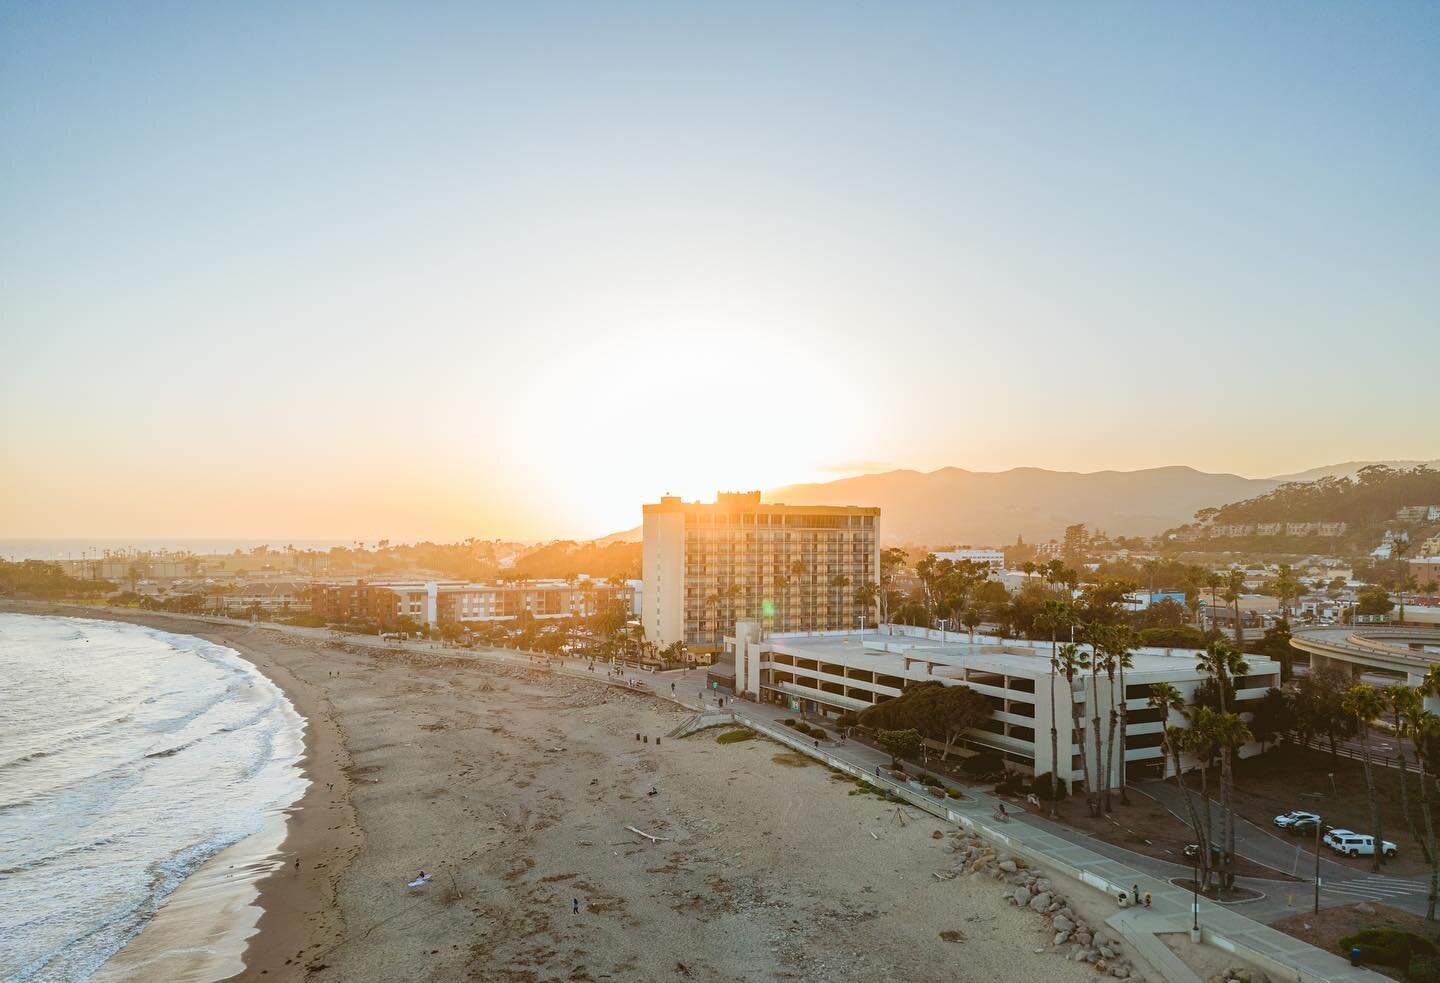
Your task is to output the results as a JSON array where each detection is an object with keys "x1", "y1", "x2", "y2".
[{"x1": 716, "y1": 728, "x2": 756, "y2": 745}]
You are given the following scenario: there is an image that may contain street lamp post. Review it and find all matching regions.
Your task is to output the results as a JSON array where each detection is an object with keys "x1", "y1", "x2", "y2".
[
  {"x1": 1314, "y1": 816, "x2": 1323, "y2": 914},
  {"x1": 1191, "y1": 853, "x2": 1200, "y2": 942}
]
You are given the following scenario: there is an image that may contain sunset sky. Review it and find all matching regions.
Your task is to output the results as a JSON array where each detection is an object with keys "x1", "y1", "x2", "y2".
[{"x1": 3, "y1": 2, "x2": 1438, "y2": 543}]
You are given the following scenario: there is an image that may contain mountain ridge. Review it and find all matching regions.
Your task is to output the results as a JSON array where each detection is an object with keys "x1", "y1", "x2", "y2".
[{"x1": 600, "y1": 459, "x2": 1439, "y2": 547}]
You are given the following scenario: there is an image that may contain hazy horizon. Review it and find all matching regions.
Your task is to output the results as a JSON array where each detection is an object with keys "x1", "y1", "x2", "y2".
[{"x1": 4, "y1": 2, "x2": 1437, "y2": 542}]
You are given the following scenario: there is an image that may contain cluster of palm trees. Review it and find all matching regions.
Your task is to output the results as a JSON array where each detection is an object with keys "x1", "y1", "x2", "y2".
[
  {"x1": 1346, "y1": 670, "x2": 1440, "y2": 918},
  {"x1": 1144, "y1": 640, "x2": 1254, "y2": 894},
  {"x1": 1047, "y1": 618, "x2": 1140, "y2": 819}
]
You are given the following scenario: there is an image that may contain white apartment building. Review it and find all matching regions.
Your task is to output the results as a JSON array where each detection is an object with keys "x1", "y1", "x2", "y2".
[
  {"x1": 643, "y1": 491, "x2": 881, "y2": 654},
  {"x1": 931, "y1": 548, "x2": 1006, "y2": 572},
  {"x1": 726, "y1": 623, "x2": 1280, "y2": 788}
]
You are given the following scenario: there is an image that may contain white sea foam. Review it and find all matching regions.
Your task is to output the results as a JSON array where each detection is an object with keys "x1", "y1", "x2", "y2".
[{"x1": 0, "y1": 614, "x2": 307, "y2": 981}]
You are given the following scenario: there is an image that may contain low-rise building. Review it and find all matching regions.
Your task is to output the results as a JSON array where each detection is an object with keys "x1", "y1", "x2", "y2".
[
  {"x1": 309, "y1": 578, "x2": 634, "y2": 627},
  {"x1": 931, "y1": 548, "x2": 1006, "y2": 572},
  {"x1": 725, "y1": 622, "x2": 1280, "y2": 789}
]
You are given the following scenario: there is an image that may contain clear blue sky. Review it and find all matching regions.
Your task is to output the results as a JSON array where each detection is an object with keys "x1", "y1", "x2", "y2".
[{"x1": 2, "y1": 2, "x2": 1437, "y2": 540}]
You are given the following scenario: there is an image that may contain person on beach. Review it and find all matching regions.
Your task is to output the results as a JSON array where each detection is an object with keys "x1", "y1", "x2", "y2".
[
  {"x1": 1144, "y1": 892, "x2": 1151, "y2": 909},
  {"x1": 1131, "y1": 884, "x2": 1139, "y2": 905},
  {"x1": 572, "y1": 898, "x2": 580, "y2": 914}
]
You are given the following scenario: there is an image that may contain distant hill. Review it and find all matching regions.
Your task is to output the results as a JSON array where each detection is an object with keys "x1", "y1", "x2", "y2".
[
  {"x1": 1268, "y1": 460, "x2": 1440, "y2": 483},
  {"x1": 765, "y1": 466, "x2": 1282, "y2": 546}
]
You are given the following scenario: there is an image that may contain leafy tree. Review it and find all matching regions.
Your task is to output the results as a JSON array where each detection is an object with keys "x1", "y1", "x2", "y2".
[
  {"x1": 876, "y1": 728, "x2": 923, "y2": 768},
  {"x1": 1357, "y1": 585, "x2": 1395, "y2": 618},
  {"x1": 1293, "y1": 666, "x2": 1358, "y2": 759},
  {"x1": 1249, "y1": 687, "x2": 1294, "y2": 750},
  {"x1": 1256, "y1": 618, "x2": 1294, "y2": 682}
]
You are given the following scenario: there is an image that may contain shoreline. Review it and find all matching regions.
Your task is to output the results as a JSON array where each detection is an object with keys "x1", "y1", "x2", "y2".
[{"x1": 0, "y1": 602, "x2": 359, "y2": 983}]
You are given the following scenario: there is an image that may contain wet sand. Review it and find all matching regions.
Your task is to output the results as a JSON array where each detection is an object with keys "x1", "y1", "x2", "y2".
[{"x1": 12, "y1": 604, "x2": 1134, "y2": 982}]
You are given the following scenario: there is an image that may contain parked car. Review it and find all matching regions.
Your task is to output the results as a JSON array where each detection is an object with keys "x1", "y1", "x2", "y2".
[
  {"x1": 1323, "y1": 828, "x2": 1355, "y2": 849},
  {"x1": 1274, "y1": 810, "x2": 1320, "y2": 829},
  {"x1": 1329, "y1": 833, "x2": 1397, "y2": 858},
  {"x1": 1287, "y1": 817, "x2": 1334, "y2": 838}
]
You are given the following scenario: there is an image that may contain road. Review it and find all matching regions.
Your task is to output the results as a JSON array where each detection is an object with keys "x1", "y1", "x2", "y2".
[{"x1": 1142, "y1": 780, "x2": 1434, "y2": 916}]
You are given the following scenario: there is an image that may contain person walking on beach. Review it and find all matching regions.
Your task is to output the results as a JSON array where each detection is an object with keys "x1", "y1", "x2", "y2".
[{"x1": 572, "y1": 898, "x2": 580, "y2": 914}]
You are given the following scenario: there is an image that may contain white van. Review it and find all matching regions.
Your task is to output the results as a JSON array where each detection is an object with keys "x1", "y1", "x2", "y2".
[{"x1": 1329, "y1": 833, "x2": 1397, "y2": 858}]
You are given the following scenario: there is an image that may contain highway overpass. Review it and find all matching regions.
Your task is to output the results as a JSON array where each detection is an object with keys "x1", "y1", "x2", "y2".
[{"x1": 1291, "y1": 626, "x2": 1440, "y2": 703}]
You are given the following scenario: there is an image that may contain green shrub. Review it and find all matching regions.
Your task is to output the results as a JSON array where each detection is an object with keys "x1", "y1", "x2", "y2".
[
  {"x1": 945, "y1": 788, "x2": 962, "y2": 799},
  {"x1": 1339, "y1": 929, "x2": 1436, "y2": 969},
  {"x1": 917, "y1": 772, "x2": 939, "y2": 785},
  {"x1": 962, "y1": 752, "x2": 1005, "y2": 778},
  {"x1": 716, "y1": 729, "x2": 756, "y2": 745},
  {"x1": 1031, "y1": 773, "x2": 1068, "y2": 801},
  {"x1": 1409, "y1": 954, "x2": 1440, "y2": 982},
  {"x1": 783, "y1": 718, "x2": 796, "y2": 727}
]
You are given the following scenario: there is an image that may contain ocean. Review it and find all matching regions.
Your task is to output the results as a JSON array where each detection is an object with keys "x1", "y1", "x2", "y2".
[{"x1": 0, "y1": 614, "x2": 307, "y2": 981}]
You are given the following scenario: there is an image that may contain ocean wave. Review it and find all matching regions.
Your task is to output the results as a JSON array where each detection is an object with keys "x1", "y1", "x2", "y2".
[{"x1": 0, "y1": 613, "x2": 309, "y2": 982}]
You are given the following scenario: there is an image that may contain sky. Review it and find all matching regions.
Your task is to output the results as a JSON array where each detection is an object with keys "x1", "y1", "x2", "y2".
[{"x1": 2, "y1": 2, "x2": 1438, "y2": 543}]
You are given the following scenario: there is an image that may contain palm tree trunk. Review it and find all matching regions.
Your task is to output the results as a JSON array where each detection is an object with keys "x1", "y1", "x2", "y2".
[
  {"x1": 1173, "y1": 742, "x2": 1210, "y2": 888},
  {"x1": 1197, "y1": 760, "x2": 1214, "y2": 890},
  {"x1": 1105, "y1": 680, "x2": 1118, "y2": 813},
  {"x1": 1118, "y1": 664, "x2": 1130, "y2": 806},
  {"x1": 1049, "y1": 630, "x2": 1060, "y2": 818},
  {"x1": 1360, "y1": 732, "x2": 1383, "y2": 873},
  {"x1": 1221, "y1": 747, "x2": 1236, "y2": 893},
  {"x1": 1090, "y1": 668, "x2": 1104, "y2": 818},
  {"x1": 1419, "y1": 754, "x2": 1438, "y2": 920}
]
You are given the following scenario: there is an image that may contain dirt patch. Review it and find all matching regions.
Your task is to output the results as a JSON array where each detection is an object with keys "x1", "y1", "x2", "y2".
[
  {"x1": 771, "y1": 752, "x2": 812, "y2": 768},
  {"x1": 938, "y1": 929, "x2": 966, "y2": 943},
  {"x1": 1270, "y1": 902, "x2": 1440, "y2": 980}
]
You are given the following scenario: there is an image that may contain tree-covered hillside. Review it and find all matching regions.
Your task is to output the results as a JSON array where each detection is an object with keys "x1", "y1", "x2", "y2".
[{"x1": 1203, "y1": 465, "x2": 1440, "y2": 526}]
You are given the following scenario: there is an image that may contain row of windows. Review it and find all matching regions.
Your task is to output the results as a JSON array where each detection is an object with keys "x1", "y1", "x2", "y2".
[{"x1": 683, "y1": 513, "x2": 875, "y2": 528}]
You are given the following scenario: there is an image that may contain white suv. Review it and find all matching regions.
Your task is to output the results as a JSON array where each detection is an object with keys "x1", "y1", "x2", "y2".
[
  {"x1": 1329, "y1": 833, "x2": 1397, "y2": 858},
  {"x1": 1323, "y1": 828, "x2": 1354, "y2": 849}
]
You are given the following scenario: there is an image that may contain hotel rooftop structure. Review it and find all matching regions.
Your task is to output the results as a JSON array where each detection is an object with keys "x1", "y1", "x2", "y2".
[
  {"x1": 726, "y1": 622, "x2": 1280, "y2": 788},
  {"x1": 642, "y1": 491, "x2": 881, "y2": 654}
]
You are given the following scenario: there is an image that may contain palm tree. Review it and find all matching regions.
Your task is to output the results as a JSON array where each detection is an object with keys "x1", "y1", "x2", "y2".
[
  {"x1": 1096, "y1": 624, "x2": 1122, "y2": 812},
  {"x1": 1273, "y1": 564, "x2": 1300, "y2": 618},
  {"x1": 1343, "y1": 684, "x2": 1388, "y2": 872},
  {"x1": 1041, "y1": 599, "x2": 1074, "y2": 816},
  {"x1": 1387, "y1": 684, "x2": 1423, "y2": 859},
  {"x1": 1056, "y1": 642, "x2": 1090, "y2": 804},
  {"x1": 1111, "y1": 625, "x2": 1136, "y2": 805},
  {"x1": 1151, "y1": 683, "x2": 1209, "y2": 883},
  {"x1": 854, "y1": 580, "x2": 879, "y2": 640},
  {"x1": 1185, "y1": 707, "x2": 1220, "y2": 890},
  {"x1": 1223, "y1": 569, "x2": 1246, "y2": 648},
  {"x1": 1409, "y1": 670, "x2": 1440, "y2": 918},
  {"x1": 1211, "y1": 710, "x2": 1253, "y2": 893},
  {"x1": 1394, "y1": 536, "x2": 1411, "y2": 623},
  {"x1": 1085, "y1": 624, "x2": 1109, "y2": 817},
  {"x1": 1196, "y1": 639, "x2": 1247, "y2": 715}
]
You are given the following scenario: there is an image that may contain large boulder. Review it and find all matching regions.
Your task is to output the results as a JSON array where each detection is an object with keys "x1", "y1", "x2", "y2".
[
  {"x1": 1029, "y1": 892, "x2": 1052, "y2": 913},
  {"x1": 1052, "y1": 914, "x2": 1076, "y2": 934}
]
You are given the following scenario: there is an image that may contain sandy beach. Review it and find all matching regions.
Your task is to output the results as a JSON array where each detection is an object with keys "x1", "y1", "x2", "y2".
[{"x1": 11, "y1": 604, "x2": 1144, "y2": 982}]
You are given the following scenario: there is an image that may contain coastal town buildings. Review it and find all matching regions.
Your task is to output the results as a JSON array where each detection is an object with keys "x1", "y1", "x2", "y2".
[
  {"x1": 308, "y1": 578, "x2": 634, "y2": 627},
  {"x1": 931, "y1": 548, "x2": 1006, "y2": 572},
  {"x1": 725, "y1": 622, "x2": 1281, "y2": 788},
  {"x1": 642, "y1": 491, "x2": 881, "y2": 655}
]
